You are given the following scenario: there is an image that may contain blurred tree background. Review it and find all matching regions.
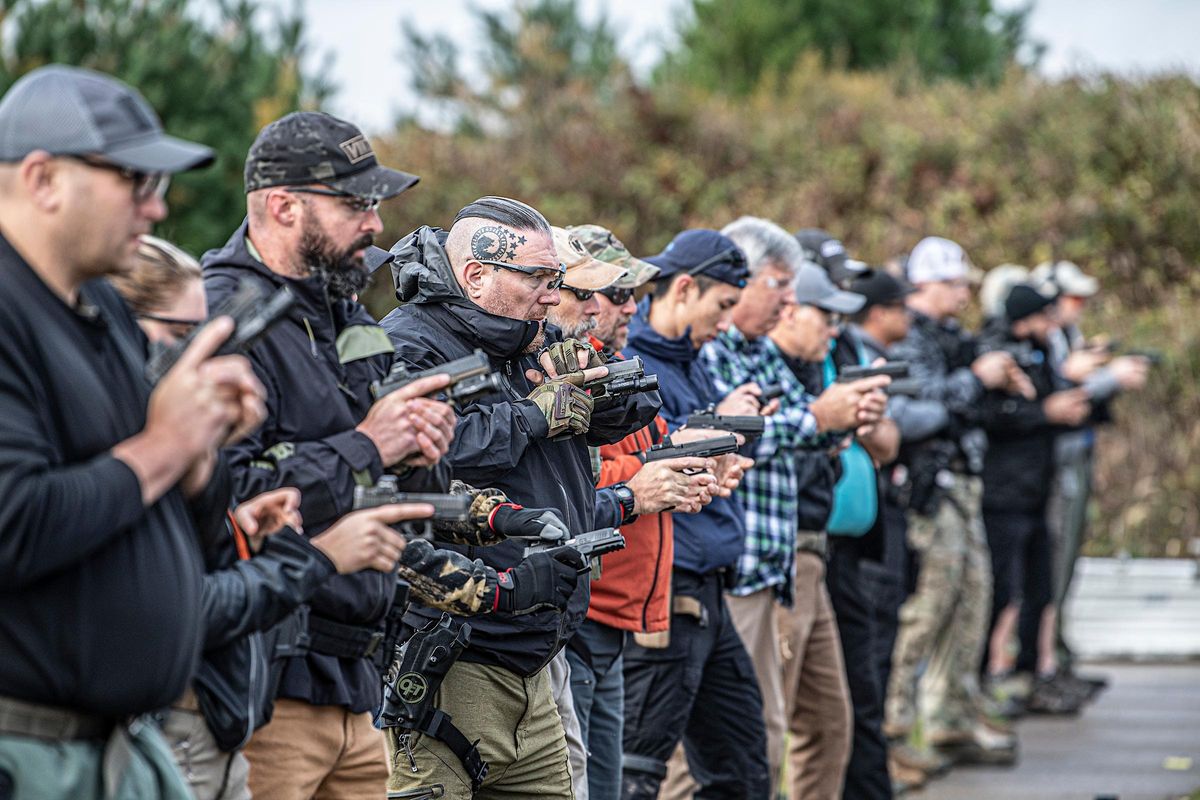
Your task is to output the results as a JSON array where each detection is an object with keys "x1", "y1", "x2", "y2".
[{"x1": 0, "y1": 0, "x2": 1196, "y2": 555}]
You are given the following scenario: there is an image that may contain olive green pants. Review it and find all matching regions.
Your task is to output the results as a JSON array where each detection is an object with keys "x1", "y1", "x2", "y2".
[{"x1": 385, "y1": 661, "x2": 574, "y2": 799}]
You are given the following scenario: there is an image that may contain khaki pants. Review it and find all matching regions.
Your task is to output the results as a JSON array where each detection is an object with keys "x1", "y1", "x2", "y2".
[
  {"x1": 243, "y1": 699, "x2": 387, "y2": 800},
  {"x1": 160, "y1": 708, "x2": 250, "y2": 800},
  {"x1": 661, "y1": 553, "x2": 850, "y2": 800},
  {"x1": 885, "y1": 477, "x2": 991, "y2": 739},
  {"x1": 385, "y1": 661, "x2": 573, "y2": 799}
]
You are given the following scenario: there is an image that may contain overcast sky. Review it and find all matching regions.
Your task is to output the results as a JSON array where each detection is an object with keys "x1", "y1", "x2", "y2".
[{"x1": 262, "y1": 0, "x2": 1200, "y2": 133}]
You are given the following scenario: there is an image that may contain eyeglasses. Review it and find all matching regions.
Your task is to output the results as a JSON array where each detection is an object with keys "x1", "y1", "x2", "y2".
[
  {"x1": 563, "y1": 285, "x2": 596, "y2": 302},
  {"x1": 599, "y1": 286, "x2": 636, "y2": 305},
  {"x1": 477, "y1": 259, "x2": 566, "y2": 290},
  {"x1": 135, "y1": 312, "x2": 203, "y2": 337},
  {"x1": 64, "y1": 155, "x2": 170, "y2": 203},
  {"x1": 285, "y1": 186, "x2": 381, "y2": 214},
  {"x1": 685, "y1": 248, "x2": 747, "y2": 288}
]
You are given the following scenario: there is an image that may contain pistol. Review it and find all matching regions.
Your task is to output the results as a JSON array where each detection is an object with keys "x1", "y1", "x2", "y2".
[
  {"x1": 583, "y1": 356, "x2": 659, "y2": 398},
  {"x1": 145, "y1": 281, "x2": 294, "y2": 384},
  {"x1": 372, "y1": 349, "x2": 503, "y2": 407},
  {"x1": 885, "y1": 378, "x2": 923, "y2": 397},
  {"x1": 685, "y1": 413, "x2": 766, "y2": 437},
  {"x1": 353, "y1": 476, "x2": 472, "y2": 541},
  {"x1": 643, "y1": 433, "x2": 740, "y2": 463},
  {"x1": 837, "y1": 361, "x2": 909, "y2": 382},
  {"x1": 524, "y1": 527, "x2": 626, "y2": 577},
  {"x1": 760, "y1": 382, "x2": 785, "y2": 402}
]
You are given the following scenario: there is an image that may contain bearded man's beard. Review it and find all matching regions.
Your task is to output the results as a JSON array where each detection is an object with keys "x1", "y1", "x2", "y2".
[
  {"x1": 555, "y1": 315, "x2": 598, "y2": 342},
  {"x1": 300, "y1": 223, "x2": 373, "y2": 301}
]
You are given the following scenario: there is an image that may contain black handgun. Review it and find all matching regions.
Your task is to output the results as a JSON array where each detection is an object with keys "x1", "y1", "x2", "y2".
[
  {"x1": 760, "y1": 382, "x2": 785, "y2": 402},
  {"x1": 583, "y1": 356, "x2": 659, "y2": 398},
  {"x1": 144, "y1": 281, "x2": 294, "y2": 384},
  {"x1": 372, "y1": 349, "x2": 503, "y2": 406},
  {"x1": 837, "y1": 361, "x2": 910, "y2": 382},
  {"x1": 353, "y1": 476, "x2": 472, "y2": 541},
  {"x1": 686, "y1": 413, "x2": 766, "y2": 437},
  {"x1": 885, "y1": 378, "x2": 923, "y2": 397},
  {"x1": 643, "y1": 433, "x2": 740, "y2": 463},
  {"x1": 524, "y1": 527, "x2": 626, "y2": 577}
]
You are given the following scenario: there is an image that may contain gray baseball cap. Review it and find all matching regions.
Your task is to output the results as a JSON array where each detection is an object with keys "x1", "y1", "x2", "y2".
[
  {"x1": 793, "y1": 261, "x2": 866, "y2": 314},
  {"x1": 0, "y1": 65, "x2": 214, "y2": 173}
]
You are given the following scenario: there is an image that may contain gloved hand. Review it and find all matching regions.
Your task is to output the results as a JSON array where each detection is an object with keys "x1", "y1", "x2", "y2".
[
  {"x1": 542, "y1": 338, "x2": 605, "y2": 378},
  {"x1": 494, "y1": 548, "x2": 586, "y2": 615},
  {"x1": 488, "y1": 503, "x2": 570, "y2": 542},
  {"x1": 528, "y1": 379, "x2": 593, "y2": 438}
]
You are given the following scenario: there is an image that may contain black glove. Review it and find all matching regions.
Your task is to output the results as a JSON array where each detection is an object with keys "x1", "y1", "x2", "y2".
[
  {"x1": 488, "y1": 503, "x2": 569, "y2": 543},
  {"x1": 495, "y1": 548, "x2": 585, "y2": 615}
]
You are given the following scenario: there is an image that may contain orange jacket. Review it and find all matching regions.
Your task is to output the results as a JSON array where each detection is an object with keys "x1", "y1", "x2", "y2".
[{"x1": 589, "y1": 343, "x2": 674, "y2": 633}]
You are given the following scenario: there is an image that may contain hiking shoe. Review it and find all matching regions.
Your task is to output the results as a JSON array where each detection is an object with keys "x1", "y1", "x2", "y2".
[
  {"x1": 932, "y1": 722, "x2": 1018, "y2": 767},
  {"x1": 891, "y1": 742, "x2": 951, "y2": 775},
  {"x1": 888, "y1": 754, "x2": 928, "y2": 792},
  {"x1": 1026, "y1": 674, "x2": 1085, "y2": 715}
]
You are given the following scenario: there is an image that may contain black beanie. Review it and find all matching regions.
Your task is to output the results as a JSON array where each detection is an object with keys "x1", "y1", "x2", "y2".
[{"x1": 1005, "y1": 283, "x2": 1055, "y2": 322}]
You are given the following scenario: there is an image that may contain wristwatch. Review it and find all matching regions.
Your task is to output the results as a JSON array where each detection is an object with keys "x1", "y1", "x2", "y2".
[{"x1": 610, "y1": 482, "x2": 638, "y2": 524}]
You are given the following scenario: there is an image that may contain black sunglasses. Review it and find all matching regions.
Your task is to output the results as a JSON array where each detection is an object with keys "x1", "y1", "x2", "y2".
[
  {"x1": 563, "y1": 285, "x2": 596, "y2": 302},
  {"x1": 285, "y1": 186, "x2": 380, "y2": 214},
  {"x1": 135, "y1": 312, "x2": 204, "y2": 334},
  {"x1": 478, "y1": 259, "x2": 566, "y2": 290},
  {"x1": 599, "y1": 286, "x2": 636, "y2": 305},
  {"x1": 685, "y1": 248, "x2": 747, "y2": 288},
  {"x1": 64, "y1": 155, "x2": 170, "y2": 203}
]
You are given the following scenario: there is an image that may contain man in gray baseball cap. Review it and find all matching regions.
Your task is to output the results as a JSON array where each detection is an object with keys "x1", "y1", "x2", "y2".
[{"x1": 0, "y1": 65, "x2": 266, "y2": 800}]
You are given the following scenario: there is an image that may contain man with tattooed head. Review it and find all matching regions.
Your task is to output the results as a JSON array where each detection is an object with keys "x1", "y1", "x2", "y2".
[{"x1": 377, "y1": 197, "x2": 661, "y2": 799}]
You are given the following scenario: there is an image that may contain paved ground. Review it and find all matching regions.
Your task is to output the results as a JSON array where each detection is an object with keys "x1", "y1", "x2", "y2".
[{"x1": 917, "y1": 662, "x2": 1200, "y2": 800}]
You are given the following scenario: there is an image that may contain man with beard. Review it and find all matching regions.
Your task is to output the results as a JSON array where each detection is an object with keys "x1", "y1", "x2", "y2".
[
  {"x1": 377, "y1": 198, "x2": 660, "y2": 799},
  {"x1": 204, "y1": 117, "x2": 577, "y2": 799}
]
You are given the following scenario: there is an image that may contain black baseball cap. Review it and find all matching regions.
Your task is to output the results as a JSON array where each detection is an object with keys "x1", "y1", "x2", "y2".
[
  {"x1": 244, "y1": 111, "x2": 418, "y2": 200},
  {"x1": 0, "y1": 65, "x2": 213, "y2": 173},
  {"x1": 643, "y1": 229, "x2": 750, "y2": 288},
  {"x1": 1005, "y1": 283, "x2": 1056, "y2": 322},
  {"x1": 849, "y1": 269, "x2": 916, "y2": 309},
  {"x1": 795, "y1": 228, "x2": 868, "y2": 284}
]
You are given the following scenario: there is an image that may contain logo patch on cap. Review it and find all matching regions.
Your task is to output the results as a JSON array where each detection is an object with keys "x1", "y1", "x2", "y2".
[
  {"x1": 820, "y1": 240, "x2": 845, "y2": 258},
  {"x1": 338, "y1": 134, "x2": 373, "y2": 164}
]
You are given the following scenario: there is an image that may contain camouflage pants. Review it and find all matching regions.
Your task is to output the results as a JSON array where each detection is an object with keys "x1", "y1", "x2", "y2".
[{"x1": 884, "y1": 476, "x2": 992, "y2": 738}]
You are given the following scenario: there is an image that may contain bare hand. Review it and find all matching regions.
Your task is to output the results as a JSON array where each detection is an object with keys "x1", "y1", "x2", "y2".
[
  {"x1": 810, "y1": 376, "x2": 889, "y2": 431},
  {"x1": 711, "y1": 453, "x2": 753, "y2": 496},
  {"x1": 1004, "y1": 361, "x2": 1037, "y2": 400},
  {"x1": 235, "y1": 487, "x2": 303, "y2": 550},
  {"x1": 310, "y1": 503, "x2": 433, "y2": 574},
  {"x1": 1109, "y1": 355, "x2": 1150, "y2": 391},
  {"x1": 715, "y1": 383, "x2": 762, "y2": 417},
  {"x1": 626, "y1": 458, "x2": 719, "y2": 515},
  {"x1": 200, "y1": 354, "x2": 267, "y2": 446},
  {"x1": 1043, "y1": 388, "x2": 1091, "y2": 426},
  {"x1": 1061, "y1": 349, "x2": 1109, "y2": 383},
  {"x1": 356, "y1": 373, "x2": 456, "y2": 467},
  {"x1": 971, "y1": 351, "x2": 1014, "y2": 390}
]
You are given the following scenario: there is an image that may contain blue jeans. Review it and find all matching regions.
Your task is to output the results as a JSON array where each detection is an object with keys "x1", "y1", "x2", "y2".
[{"x1": 566, "y1": 618, "x2": 626, "y2": 800}]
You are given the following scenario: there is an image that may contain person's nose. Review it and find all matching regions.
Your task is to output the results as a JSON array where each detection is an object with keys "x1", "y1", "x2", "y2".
[{"x1": 362, "y1": 209, "x2": 384, "y2": 236}]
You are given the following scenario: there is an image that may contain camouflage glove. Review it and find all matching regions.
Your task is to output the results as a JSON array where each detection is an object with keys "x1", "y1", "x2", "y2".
[
  {"x1": 528, "y1": 379, "x2": 594, "y2": 438},
  {"x1": 494, "y1": 548, "x2": 585, "y2": 615},
  {"x1": 542, "y1": 338, "x2": 605, "y2": 377}
]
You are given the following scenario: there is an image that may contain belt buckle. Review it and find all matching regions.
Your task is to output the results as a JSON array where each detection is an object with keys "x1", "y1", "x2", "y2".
[{"x1": 363, "y1": 631, "x2": 385, "y2": 659}]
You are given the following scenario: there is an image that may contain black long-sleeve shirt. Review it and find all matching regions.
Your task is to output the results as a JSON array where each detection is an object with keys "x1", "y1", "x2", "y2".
[{"x1": 0, "y1": 234, "x2": 211, "y2": 716}]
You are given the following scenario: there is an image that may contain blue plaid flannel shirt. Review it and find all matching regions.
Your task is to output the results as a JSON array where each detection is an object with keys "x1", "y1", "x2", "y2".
[{"x1": 699, "y1": 325, "x2": 833, "y2": 605}]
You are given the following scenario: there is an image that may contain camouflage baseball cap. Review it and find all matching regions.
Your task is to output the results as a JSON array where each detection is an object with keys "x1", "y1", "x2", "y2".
[
  {"x1": 244, "y1": 111, "x2": 418, "y2": 200},
  {"x1": 568, "y1": 224, "x2": 660, "y2": 289},
  {"x1": 551, "y1": 226, "x2": 626, "y2": 291}
]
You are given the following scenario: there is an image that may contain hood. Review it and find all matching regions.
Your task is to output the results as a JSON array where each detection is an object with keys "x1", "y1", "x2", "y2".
[
  {"x1": 386, "y1": 225, "x2": 544, "y2": 360},
  {"x1": 626, "y1": 297, "x2": 697, "y2": 364}
]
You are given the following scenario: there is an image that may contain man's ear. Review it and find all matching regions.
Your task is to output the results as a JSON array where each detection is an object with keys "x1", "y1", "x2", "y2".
[
  {"x1": 20, "y1": 151, "x2": 63, "y2": 212},
  {"x1": 264, "y1": 189, "x2": 302, "y2": 227},
  {"x1": 461, "y1": 259, "x2": 488, "y2": 300},
  {"x1": 672, "y1": 274, "x2": 695, "y2": 304}
]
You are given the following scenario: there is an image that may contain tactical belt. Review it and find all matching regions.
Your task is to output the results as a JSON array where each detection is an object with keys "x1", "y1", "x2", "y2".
[
  {"x1": 0, "y1": 694, "x2": 114, "y2": 741},
  {"x1": 307, "y1": 615, "x2": 384, "y2": 660}
]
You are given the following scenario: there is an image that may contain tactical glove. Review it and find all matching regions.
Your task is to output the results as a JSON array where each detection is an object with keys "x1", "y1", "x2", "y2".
[
  {"x1": 488, "y1": 503, "x2": 570, "y2": 543},
  {"x1": 494, "y1": 548, "x2": 585, "y2": 615},
  {"x1": 528, "y1": 379, "x2": 594, "y2": 438},
  {"x1": 543, "y1": 338, "x2": 605, "y2": 377}
]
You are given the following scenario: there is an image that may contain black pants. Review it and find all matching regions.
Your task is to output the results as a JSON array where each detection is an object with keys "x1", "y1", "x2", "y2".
[
  {"x1": 621, "y1": 568, "x2": 769, "y2": 800},
  {"x1": 826, "y1": 540, "x2": 893, "y2": 800},
  {"x1": 869, "y1": 500, "x2": 912, "y2": 697},
  {"x1": 982, "y1": 508, "x2": 1054, "y2": 674}
]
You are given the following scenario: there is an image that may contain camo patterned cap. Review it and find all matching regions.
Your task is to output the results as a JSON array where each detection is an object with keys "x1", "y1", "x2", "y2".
[
  {"x1": 567, "y1": 224, "x2": 660, "y2": 289},
  {"x1": 551, "y1": 226, "x2": 626, "y2": 291},
  {"x1": 244, "y1": 111, "x2": 419, "y2": 200}
]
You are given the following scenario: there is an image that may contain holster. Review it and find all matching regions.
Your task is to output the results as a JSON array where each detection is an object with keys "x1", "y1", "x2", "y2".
[{"x1": 379, "y1": 614, "x2": 487, "y2": 791}]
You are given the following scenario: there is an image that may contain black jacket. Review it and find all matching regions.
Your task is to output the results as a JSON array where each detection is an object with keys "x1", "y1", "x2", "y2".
[
  {"x1": 194, "y1": 522, "x2": 335, "y2": 751},
  {"x1": 977, "y1": 322, "x2": 1078, "y2": 514},
  {"x1": 379, "y1": 227, "x2": 660, "y2": 676},
  {"x1": 0, "y1": 235, "x2": 214, "y2": 716},
  {"x1": 202, "y1": 221, "x2": 448, "y2": 713}
]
